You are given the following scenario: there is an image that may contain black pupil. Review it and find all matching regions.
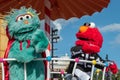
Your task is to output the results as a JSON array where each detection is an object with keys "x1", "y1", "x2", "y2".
[
  {"x1": 84, "y1": 23, "x2": 90, "y2": 26},
  {"x1": 20, "y1": 17, "x2": 23, "y2": 20},
  {"x1": 26, "y1": 16, "x2": 29, "y2": 19}
]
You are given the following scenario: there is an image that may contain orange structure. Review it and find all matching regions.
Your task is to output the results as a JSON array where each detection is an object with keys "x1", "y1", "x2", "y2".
[{"x1": 0, "y1": 19, "x2": 8, "y2": 58}]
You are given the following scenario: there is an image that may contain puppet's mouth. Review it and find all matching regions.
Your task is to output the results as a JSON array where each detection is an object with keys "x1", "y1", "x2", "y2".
[
  {"x1": 17, "y1": 27, "x2": 34, "y2": 34},
  {"x1": 79, "y1": 37, "x2": 89, "y2": 41}
]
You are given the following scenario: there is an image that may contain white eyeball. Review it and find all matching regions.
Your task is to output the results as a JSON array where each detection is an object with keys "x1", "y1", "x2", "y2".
[
  {"x1": 24, "y1": 14, "x2": 32, "y2": 19},
  {"x1": 89, "y1": 22, "x2": 95, "y2": 28},
  {"x1": 16, "y1": 16, "x2": 24, "y2": 22}
]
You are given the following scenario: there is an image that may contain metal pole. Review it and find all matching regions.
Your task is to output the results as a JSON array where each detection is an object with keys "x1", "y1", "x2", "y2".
[
  {"x1": 90, "y1": 65, "x2": 95, "y2": 80},
  {"x1": 51, "y1": 28, "x2": 54, "y2": 70},
  {"x1": 24, "y1": 63, "x2": 27, "y2": 80},
  {"x1": 72, "y1": 62, "x2": 77, "y2": 76},
  {"x1": 102, "y1": 67, "x2": 106, "y2": 80}
]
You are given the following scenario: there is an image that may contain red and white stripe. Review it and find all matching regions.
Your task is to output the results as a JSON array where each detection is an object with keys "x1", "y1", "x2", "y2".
[
  {"x1": 44, "y1": 0, "x2": 51, "y2": 80},
  {"x1": 44, "y1": 0, "x2": 51, "y2": 39}
]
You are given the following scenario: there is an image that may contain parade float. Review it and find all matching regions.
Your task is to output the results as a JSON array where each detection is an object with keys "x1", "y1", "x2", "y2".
[{"x1": 0, "y1": 0, "x2": 118, "y2": 80}]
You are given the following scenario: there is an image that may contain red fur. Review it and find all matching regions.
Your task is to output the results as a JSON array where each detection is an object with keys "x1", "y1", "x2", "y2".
[
  {"x1": 76, "y1": 27, "x2": 103, "y2": 54},
  {"x1": 109, "y1": 62, "x2": 118, "y2": 74}
]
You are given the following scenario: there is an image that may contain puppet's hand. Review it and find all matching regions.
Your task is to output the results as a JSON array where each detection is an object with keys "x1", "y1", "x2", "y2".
[
  {"x1": 75, "y1": 40, "x2": 86, "y2": 46},
  {"x1": 31, "y1": 29, "x2": 49, "y2": 53},
  {"x1": 108, "y1": 62, "x2": 118, "y2": 74},
  {"x1": 76, "y1": 32, "x2": 85, "y2": 39},
  {"x1": 31, "y1": 29, "x2": 43, "y2": 45}
]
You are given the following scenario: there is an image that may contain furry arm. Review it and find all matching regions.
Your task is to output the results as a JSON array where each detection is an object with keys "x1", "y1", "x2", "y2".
[
  {"x1": 31, "y1": 29, "x2": 49, "y2": 53},
  {"x1": 76, "y1": 40, "x2": 100, "y2": 53}
]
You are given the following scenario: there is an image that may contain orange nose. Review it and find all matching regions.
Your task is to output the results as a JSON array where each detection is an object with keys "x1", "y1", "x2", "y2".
[
  {"x1": 79, "y1": 26, "x2": 88, "y2": 33},
  {"x1": 24, "y1": 20, "x2": 29, "y2": 24}
]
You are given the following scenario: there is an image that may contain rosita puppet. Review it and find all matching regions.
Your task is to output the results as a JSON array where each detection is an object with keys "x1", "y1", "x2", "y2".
[
  {"x1": 3, "y1": 7, "x2": 49, "y2": 80},
  {"x1": 65, "y1": 22, "x2": 118, "y2": 80}
]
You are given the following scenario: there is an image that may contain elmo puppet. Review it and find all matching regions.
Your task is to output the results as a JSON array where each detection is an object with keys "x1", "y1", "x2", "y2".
[
  {"x1": 76, "y1": 22, "x2": 103, "y2": 54},
  {"x1": 65, "y1": 22, "x2": 118, "y2": 80}
]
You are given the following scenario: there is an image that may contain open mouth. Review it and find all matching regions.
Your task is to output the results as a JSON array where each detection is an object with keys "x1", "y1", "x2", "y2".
[{"x1": 79, "y1": 37, "x2": 89, "y2": 41}]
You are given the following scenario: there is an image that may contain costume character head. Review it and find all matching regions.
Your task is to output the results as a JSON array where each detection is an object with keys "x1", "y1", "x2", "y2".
[
  {"x1": 5, "y1": 7, "x2": 40, "y2": 41},
  {"x1": 76, "y1": 22, "x2": 103, "y2": 53}
]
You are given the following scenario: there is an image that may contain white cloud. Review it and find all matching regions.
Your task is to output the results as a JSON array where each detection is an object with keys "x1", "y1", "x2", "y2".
[
  {"x1": 99, "y1": 23, "x2": 120, "y2": 32},
  {"x1": 40, "y1": 20, "x2": 63, "y2": 31},
  {"x1": 52, "y1": 18, "x2": 79, "y2": 40},
  {"x1": 53, "y1": 21, "x2": 62, "y2": 31},
  {"x1": 110, "y1": 34, "x2": 120, "y2": 44},
  {"x1": 99, "y1": 23, "x2": 120, "y2": 45},
  {"x1": 41, "y1": 18, "x2": 79, "y2": 30},
  {"x1": 67, "y1": 17, "x2": 79, "y2": 24},
  {"x1": 53, "y1": 18, "x2": 79, "y2": 27},
  {"x1": 52, "y1": 21, "x2": 63, "y2": 41}
]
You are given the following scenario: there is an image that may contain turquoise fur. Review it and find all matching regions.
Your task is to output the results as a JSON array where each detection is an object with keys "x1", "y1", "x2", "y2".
[
  {"x1": 5, "y1": 7, "x2": 49, "y2": 80},
  {"x1": 31, "y1": 29, "x2": 49, "y2": 53}
]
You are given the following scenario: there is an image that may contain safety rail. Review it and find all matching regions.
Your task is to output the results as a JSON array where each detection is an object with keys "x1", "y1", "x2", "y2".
[{"x1": 0, "y1": 57, "x2": 109, "y2": 80}]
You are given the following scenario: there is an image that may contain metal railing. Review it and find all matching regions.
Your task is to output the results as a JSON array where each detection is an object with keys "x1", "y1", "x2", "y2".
[{"x1": 0, "y1": 57, "x2": 109, "y2": 80}]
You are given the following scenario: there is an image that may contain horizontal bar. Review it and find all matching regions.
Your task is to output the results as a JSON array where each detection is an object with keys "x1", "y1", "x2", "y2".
[
  {"x1": 50, "y1": 71, "x2": 67, "y2": 74},
  {"x1": 52, "y1": 58, "x2": 104, "y2": 65},
  {"x1": 1, "y1": 58, "x2": 105, "y2": 66}
]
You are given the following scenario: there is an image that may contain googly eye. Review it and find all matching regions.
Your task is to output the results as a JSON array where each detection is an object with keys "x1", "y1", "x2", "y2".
[
  {"x1": 83, "y1": 22, "x2": 90, "y2": 26},
  {"x1": 24, "y1": 14, "x2": 32, "y2": 19},
  {"x1": 16, "y1": 16, "x2": 24, "y2": 22},
  {"x1": 89, "y1": 22, "x2": 96, "y2": 28}
]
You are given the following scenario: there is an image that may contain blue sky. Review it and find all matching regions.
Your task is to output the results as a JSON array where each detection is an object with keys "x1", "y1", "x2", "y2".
[{"x1": 45, "y1": 0, "x2": 120, "y2": 68}]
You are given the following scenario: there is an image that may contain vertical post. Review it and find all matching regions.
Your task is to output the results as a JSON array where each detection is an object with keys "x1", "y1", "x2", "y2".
[
  {"x1": 72, "y1": 58, "x2": 79, "y2": 76},
  {"x1": 90, "y1": 65, "x2": 95, "y2": 80},
  {"x1": 60, "y1": 70, "x2": 65, "y2": 80},
  {"x1": 24, "y1": 63, "x2": 27, "y2": 80},
  {"x1": 62, "y1": 74, "x2": 65, "y2": 80},
  {"x1": 51, "y1": 28, "x2": 54, "y2": 70},
  {"x1": 102, "y1": 67, "x2": 106, "y2": 80},
  {"x1": 51, "y1": 28, "x2": 59, "y2": 71},
  {"x1": 91, "y1": 60, "x2": 96, "y2": 80},
  {"x1": 103, "y1": 62, "x2": 109, "y2": 80},
  {"x1": 46, "y1": 49, "x2": 51, "y2": 80},
  {"x1": 47, "y1": 61, "x2": 50, "y2": 80},
  {"x1": 44, "y1": 0, "x2": 51, "y2": 79},
  {"x1": 72, "y1": 62, "x2": 77, "y2": 76},
  {"x1": 44, "y1": 0, "x2": 51, "y2": 39}
]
